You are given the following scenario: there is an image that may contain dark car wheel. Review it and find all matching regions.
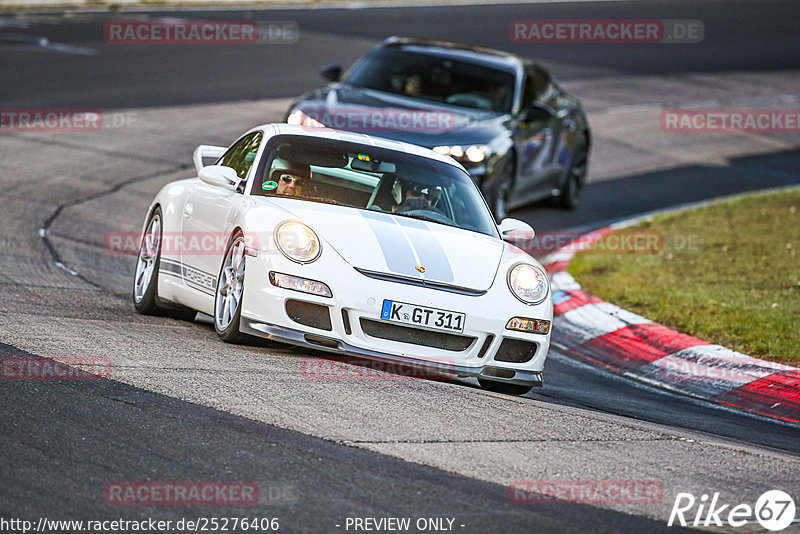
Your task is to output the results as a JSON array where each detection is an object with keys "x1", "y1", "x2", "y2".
[
  {"x1": 556, "y1": 137, "x2": 588, "y2": 210},
  {"x1": 478, "y1": 378, "x2": 533, "y2": 396},
  {"x1": 484, "y1": 152, "x2": 515, "y2": 222}
]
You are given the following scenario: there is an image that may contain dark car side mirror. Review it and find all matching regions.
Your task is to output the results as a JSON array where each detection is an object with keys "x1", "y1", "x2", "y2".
[
  {"x1": 522, "y1": 104, "x2": 554, "y2": 122},
  {"x1": 320, "y1": 64, "x2": 342, "y2": 82}
]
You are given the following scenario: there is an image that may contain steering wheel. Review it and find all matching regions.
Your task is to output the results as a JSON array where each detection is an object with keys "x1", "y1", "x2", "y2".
[
  {"x1": 445, "y1": 93, "x2": 492, "y2": 110},
  {"x1": 398, "y1": 208, "x2": 453, "y2": 225}
]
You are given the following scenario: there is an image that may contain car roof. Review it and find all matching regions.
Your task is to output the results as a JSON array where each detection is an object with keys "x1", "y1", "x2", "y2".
[
  {"x1": 380, "y1": 36, "x2": 525, "y2": 73},
  {"x1": 248, "y1": 124, "x2": 466, "y2": 170}
]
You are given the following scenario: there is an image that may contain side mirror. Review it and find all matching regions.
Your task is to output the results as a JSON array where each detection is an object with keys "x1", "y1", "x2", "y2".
[
  {"x1": 498, "y1": 218, "x2": 535, "y2": 242},
  {"x1": 198, "y1": 165, "x2": 240, "y2": 191},
  {"x1": 320, "y1": 64, "x2": 342, "y2": 82},
  {"x1": 192, "y1": 144, "x2": 226, "y2": 173},
  {"x1": 522, "y1": 104, "x2": 554, "y2": 122}
]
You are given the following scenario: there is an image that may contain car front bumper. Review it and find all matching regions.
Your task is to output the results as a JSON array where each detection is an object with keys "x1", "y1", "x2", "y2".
[
  {"x1": 240, "y1": 239, "x2": 551, "y2": 388},
  {"x1": 241, "y1": 317, "x2": 544, "y2": 387}
]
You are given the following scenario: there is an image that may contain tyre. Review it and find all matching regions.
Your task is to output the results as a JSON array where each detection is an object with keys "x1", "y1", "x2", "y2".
[
  {"x1": 556, "y1": 138, "x2": 588, "y2": 210},
  {"x1": 133, "y1": 208, "x2": 164, "y2": 315},
  {"x1": 483, "y1": 152, "x2": 515, "y2": 222},
  {"x1": 133, "y1": 207, "x2": 197, "y2": 320},
  {"x1": 214, "y1": 231, "x2": 252, "y2": 344},
  {"x1": 478, "y1": 378, "x2": 533, "y2": 396}
]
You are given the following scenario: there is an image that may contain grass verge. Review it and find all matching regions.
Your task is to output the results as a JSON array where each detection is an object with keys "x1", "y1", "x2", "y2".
[{"x1": 568, "y1": 187, "x2": 800, "y2": 366}]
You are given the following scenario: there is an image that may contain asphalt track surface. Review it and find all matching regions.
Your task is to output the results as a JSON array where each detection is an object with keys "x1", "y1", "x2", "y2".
[
  {"x1": 1, "y1": 1, "x2": 800, "y2": 532},
  {"x1": 3, "y1": 343, "x2": 688, "y2": 533},
  {"x1": 1, "y1": 0, "x2": 800, "y2": 108}
]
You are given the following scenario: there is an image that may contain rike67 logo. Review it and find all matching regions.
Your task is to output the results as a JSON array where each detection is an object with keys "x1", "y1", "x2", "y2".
[{"x1": 668, "y1": 490, "x2": 796, "y2": 531}]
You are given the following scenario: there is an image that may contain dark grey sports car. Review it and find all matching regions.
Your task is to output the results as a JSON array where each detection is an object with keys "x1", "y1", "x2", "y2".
[{"x1": 285, "y1": 36, "x2": 590, "y2": 220}]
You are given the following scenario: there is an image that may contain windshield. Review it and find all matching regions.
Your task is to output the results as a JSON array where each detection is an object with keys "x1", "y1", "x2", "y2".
[
  {"x1": 254, "y1": 134, "x2": 498, "y2": 238},
  {"x1": 344, "y1": 48, "x2": 515, "y2": 113}
]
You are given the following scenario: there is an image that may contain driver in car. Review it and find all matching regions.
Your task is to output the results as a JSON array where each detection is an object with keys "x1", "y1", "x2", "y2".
[
  {"x1": 276, "y1": 172, "x2": 305, "y2": 196},
  {"x1": 393, "y1": 180, "x2": 444, "y2": 215},
  {"x1": 268, "y1": 160, "x2": 310, "y2": 196}
]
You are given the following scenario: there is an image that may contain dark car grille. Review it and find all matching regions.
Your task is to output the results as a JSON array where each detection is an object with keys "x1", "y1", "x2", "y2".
[{"x1": 359, "y1": 318, "x2": 476, "y2": 352}]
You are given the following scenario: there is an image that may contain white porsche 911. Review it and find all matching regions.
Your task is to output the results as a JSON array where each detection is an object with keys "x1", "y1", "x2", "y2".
[{"x1": 133, "y1": 124, "x2": 552, "y2": 394}]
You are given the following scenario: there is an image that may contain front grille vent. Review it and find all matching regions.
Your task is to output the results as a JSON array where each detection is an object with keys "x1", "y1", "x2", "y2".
[
  {"x1": 360, "y1": 318, "x2": 475, "y2": 352},
  {"x1": 494, "y1": 338, "x2": 538, "y2": 363},
  {"x1": 285, "y1": 299, "x2": 332, "y2": 331}
]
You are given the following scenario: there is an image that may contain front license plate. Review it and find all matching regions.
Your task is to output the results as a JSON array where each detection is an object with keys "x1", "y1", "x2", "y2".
[{"x1": 380, "y1": 300, "x2": 465, "y2": 333}]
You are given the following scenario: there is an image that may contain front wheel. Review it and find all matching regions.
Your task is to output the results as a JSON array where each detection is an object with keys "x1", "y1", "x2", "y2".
[
  {"x1": 214, "y1": 232, "x2": 252, "y2": 344},
  {"x1": 483, "y1": 153, "x2": 515, "y2": 222},
  {"x1": 556, "y1": 140, "x2": 588, "y2": 210},
  {"x1": 478, "y1": 378, "x2": 533, "y2": 396}
]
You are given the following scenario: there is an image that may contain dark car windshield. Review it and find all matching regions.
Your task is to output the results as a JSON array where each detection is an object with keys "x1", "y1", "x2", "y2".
[
  {"x1": 344, "y1": 48, "x2": 515, "y2": 113},
  {"x1": 254, "y1": 134, "x2": 498, "y2": 238}
]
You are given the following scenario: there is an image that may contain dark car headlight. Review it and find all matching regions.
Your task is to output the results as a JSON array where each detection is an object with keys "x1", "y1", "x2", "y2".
[{"x1": 433, "y1": 144, "x2": 490, "y2": 163}]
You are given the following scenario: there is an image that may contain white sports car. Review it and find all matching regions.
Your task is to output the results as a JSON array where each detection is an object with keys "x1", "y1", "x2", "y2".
[{"x1": 133, "y1": 124, "x2": 552, "y2": 394}]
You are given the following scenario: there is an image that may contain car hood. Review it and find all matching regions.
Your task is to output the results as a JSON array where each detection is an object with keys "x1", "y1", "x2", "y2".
[
  {"x1": 291, "y1": 83, "x2": 509, "y2": 147},
  {"x1": 275, "y1": 200, "x2": 504, "y2": 292}
]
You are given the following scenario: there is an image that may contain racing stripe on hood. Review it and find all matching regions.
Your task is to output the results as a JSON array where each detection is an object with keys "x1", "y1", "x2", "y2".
[
  {"x1": 361, "y1": 211, "x2": 420, "y2": 278},
  {"x1": 360, "y1": 211, "x2": 455, "y2": 282},
  {"x1": 394, "y1": 217, "x2": 454, "y2": 282}
]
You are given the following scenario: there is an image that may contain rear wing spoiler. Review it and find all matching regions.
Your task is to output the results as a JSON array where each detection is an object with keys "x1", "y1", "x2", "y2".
[{"x1": 193, "y1": 145, "x2": 227, "y2": 174}]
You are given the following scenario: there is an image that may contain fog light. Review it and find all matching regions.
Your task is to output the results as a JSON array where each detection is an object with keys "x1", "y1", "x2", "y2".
[
  {"x1": 506, "y1": 317, "x2": 550, "y2": 334},
  {"x1": 269, "y1": 272, "x2": 332, "y2": 298}
]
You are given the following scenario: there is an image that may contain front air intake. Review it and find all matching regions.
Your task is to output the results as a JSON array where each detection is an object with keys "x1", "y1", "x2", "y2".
[
  {"x1": 494, "y1": 338, "x2": 538, "y2": 363},
  {"x1": 285, "y1": 299, "x2": 332, "y2": 331},
  {"x1": 360, "y1": 319, "x2": 475, "y2": 352}
]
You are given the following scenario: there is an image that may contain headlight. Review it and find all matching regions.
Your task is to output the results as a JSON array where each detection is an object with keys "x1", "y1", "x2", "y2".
[
  {"x1": 269, "y1": 272, "x2": 332, "y2": 297},
  {"x1": 275, "y1": 221, "x2": 321, "y2": 263},
  {"x1": 287, "y1": 109, "x2": 325, "y2": 128},
  {"x1": 507, "y1": 263, "x2": 549, "y2": 304},
  {"x1": 506, "y1": 317, "x2": 551, "y2": 334},
  {"x1": 433, "y1": 144, "x2": 489, "y2": 163}
]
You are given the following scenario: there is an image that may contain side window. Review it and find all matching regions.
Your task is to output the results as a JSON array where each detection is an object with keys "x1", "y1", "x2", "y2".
[
  {"x1": 522, "y1": 66, "x2": 552, "y2": 108},
  {"x1": 217, "y1": 132, "x2": 263, "y2": 181}
]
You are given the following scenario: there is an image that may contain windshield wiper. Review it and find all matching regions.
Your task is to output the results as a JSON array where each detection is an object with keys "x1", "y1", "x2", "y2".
[
  {"x1": 303, "y1": 196, "x2": 344, "y2": 206},
  {"x1": 273, "y1": 195, "x2": 344, "y2": 206},
  {"x1": 394, "y1": 211, "x2": 457, "y2": 229}
]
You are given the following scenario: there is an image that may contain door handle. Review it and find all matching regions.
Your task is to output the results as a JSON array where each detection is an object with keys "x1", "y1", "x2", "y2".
[{"x1": 184, "y1": 203, "x2": 193, "y2": 218}]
